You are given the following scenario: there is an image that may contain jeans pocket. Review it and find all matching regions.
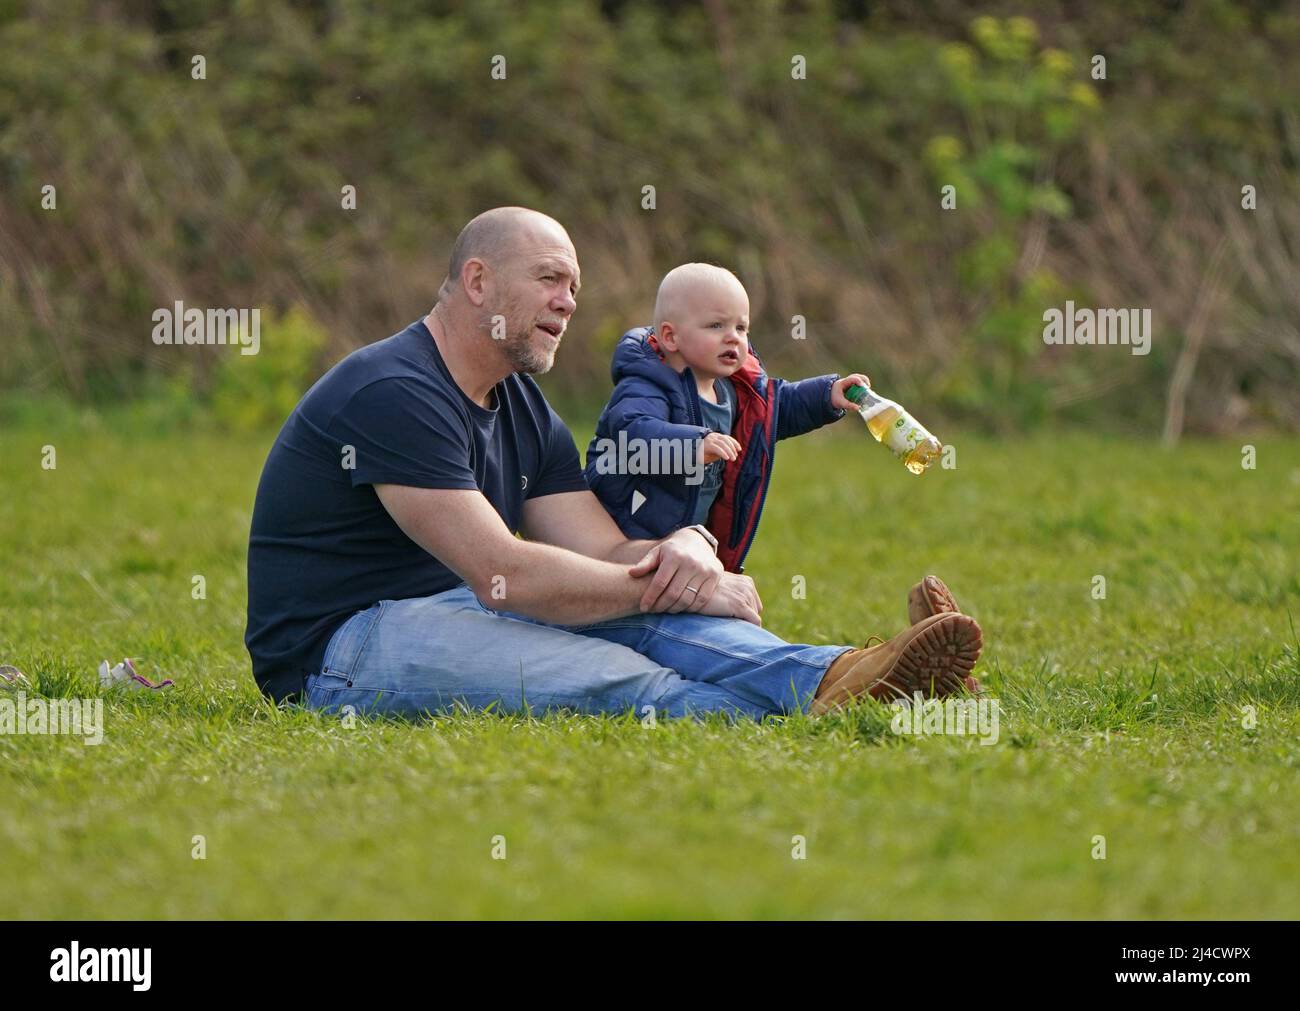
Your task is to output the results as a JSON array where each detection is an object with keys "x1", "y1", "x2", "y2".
[{"x1": 320, "y1": 602, "x2": 386, "y2": 686}]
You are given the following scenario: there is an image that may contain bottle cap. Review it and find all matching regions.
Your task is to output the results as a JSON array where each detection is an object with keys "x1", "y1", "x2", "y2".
[{"x1": 845, "y1": 384, "x2": 870, "y2": 405}]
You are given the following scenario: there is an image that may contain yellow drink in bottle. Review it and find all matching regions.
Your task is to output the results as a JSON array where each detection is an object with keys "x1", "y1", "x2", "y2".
[{"x1": 845, "y1": 383, "x2": 942, "y2": 475}]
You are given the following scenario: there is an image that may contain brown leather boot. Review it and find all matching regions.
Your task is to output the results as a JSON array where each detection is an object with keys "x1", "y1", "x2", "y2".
[
  {"x1": 810, "y1": 612, "x2": 983, "y2": 714},
  {"x1": 907, "y1": 575, "x2": 959, "y2": 624},
  {"x1": 906, "y1": 575, "x2": 982, "y2": 694}
]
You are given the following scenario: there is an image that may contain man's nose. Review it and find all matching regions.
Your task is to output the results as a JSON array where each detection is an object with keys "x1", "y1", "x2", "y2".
[{"x1": 552, "y1": 289, "x2": 577, "y2": 315}]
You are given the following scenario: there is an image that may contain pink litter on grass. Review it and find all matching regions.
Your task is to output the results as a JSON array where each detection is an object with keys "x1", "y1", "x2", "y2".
[
  {"x1": 124, "y1": 659, "x2": 174, "y2": 689},
  {"x1": 98, "y1": 657, "x2": 174, "y2": 690}
]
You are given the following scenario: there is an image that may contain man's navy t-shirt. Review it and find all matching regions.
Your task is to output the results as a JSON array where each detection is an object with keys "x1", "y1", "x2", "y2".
[{"x1": 245, "y1": 319, "x2": 589, "y2": 702}]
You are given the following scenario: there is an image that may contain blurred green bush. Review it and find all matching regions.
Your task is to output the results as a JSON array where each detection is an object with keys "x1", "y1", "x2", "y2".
[
  {"x1": 209, "y1": 306, "x2": 326, "y2": 433},
  {"x1": 0, "y1": 0, "x2": 1296, "y2": 434}
]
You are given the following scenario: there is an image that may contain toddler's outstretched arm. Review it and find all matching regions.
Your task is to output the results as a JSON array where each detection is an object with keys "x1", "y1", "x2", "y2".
[{"x1": 774, "y1": 370, "x2": 868, "y2": 441}]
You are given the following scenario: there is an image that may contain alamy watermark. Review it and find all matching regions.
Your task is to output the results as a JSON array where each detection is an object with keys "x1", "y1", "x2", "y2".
[
  {"x1": 891, "y1": 692, "x2": 1000, "y2": 745},
  {"x1": 50, "y1": 942, "x2": 150, "y2": 990},
  {"x1": 0, "y1": 691, "x2": 103, "y2": 745},
  {"x1": 589, "y1": 431, "x2": 705, "y2": 485},
  {"x1": 1043, "y1": 301, "x2": 1151, "y2": 356},
  {"x1": 151, "y1": 301, "x2": 260, "y2": 355}
]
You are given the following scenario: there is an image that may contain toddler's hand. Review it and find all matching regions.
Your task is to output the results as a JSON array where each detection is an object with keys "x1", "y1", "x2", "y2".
[
  {"x1": 700, "y1": 432, "x2": 741, "y2": 464},
  {"x1": 831, "y1": 373, "x2": 873, "y2": 412}
]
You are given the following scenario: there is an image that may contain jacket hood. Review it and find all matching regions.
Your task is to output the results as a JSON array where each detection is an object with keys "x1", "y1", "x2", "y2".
[{"x1": 610, "y1": 325, "x2": 767, "y2": 392}]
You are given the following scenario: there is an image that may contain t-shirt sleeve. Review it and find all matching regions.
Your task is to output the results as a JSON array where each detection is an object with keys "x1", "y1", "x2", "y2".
[
  {"x1": 329, "y1": 377, "x2": 479, "y2": 490},
  {"x1": 528, "y1": 403, "x2": 591, "y2": 499}
]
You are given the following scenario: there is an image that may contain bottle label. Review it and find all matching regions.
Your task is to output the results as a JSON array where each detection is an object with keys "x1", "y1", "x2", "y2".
[{"x1": 885, "y1": 413, "x2": 927, "y2": 457}]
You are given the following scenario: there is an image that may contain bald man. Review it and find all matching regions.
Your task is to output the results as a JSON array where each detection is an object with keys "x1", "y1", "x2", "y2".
[{"x1": 244, "y1": 207, "x2": 982, "y2": 719}]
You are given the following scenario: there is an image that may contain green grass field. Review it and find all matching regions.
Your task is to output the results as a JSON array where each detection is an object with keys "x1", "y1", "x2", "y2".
[{"x1": 2, "y1": 414, "x2": 1298, "y2": 919}]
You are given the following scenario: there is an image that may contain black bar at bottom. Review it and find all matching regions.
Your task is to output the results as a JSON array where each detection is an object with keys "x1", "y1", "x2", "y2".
[{"x1": 3, "y1": 919, "x2": 1293, "y2": 997}]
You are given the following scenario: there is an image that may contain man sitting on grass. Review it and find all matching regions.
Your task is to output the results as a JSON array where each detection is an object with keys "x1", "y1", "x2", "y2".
[{"x1": 244, "y1": 207, "x2": 983, "y2": 720}]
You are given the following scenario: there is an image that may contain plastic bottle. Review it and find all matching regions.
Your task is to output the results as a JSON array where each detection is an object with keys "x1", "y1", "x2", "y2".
[{"x1": 845, "y1": 383, "x2": 942, "y2": 475}]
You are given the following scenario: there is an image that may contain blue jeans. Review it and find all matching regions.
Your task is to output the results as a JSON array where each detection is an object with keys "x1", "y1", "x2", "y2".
[{"x1": 304, "y1": 585, "x2": 848, "y2": 721}]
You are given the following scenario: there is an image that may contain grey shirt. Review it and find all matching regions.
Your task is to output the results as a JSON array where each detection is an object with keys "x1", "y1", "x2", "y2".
[{"x1": 691, "y1": 378, "x2": 736, "y2": 525}]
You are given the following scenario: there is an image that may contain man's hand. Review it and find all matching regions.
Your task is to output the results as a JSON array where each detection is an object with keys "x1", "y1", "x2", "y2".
[
  {"x1": 830, "y1": 373, "x2": 873, "y2": 411},
  {"x1": 700, "y1": 431, "x2": 742, "y2": 464},
  {"x1": 697, "y1": 572, "x2": 764, "y2": 626},
  {"x1": 628, "y1": 527, "x2": 724, "y2": 613}
]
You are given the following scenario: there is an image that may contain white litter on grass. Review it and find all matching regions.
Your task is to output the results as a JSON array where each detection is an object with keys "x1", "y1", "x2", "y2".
[{"x1": 97, "y1": 658, "x2": 174, "y2": 691}]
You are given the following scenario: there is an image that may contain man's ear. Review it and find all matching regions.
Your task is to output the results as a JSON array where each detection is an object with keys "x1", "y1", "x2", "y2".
[{"x1": 462, "y1": 258, "x2": 489, "y2": 307}]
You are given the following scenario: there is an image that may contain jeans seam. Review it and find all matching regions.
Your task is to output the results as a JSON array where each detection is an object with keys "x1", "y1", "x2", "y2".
[
  {"x1": 630, "y1": 622, "x2": 835, "y2": 671},
  {"x1": 567, "y1": 620, "x2": 647, "y2": 635},
  {"x1": 310, "y1": 685, "x2": 583, "y2": 709}
]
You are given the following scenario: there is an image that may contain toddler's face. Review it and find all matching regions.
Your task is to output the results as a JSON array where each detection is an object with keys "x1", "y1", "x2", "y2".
[{"x1": 661, "y1": 281, "x2": 750, "y2": 379}]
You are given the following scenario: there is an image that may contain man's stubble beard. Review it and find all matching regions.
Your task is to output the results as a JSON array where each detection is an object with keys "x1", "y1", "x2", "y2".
[
  {"x1": 502, "y1": 327, "x2": 555, "y2": 375},
  {"x1": 485, "y1": 297, "x2": 556, "y2": 375}
]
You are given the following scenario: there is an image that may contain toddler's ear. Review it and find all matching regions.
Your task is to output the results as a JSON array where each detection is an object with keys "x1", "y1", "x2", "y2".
[{"x1": 657, "y1": 322, "x2": 678, "y2": 352}]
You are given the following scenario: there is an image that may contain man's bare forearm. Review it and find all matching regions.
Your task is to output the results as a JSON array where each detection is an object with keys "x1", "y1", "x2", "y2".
[
  {"x1": 479, "y1": 538, "x2": 654, "y2": 625},
  {"x1": 601, "y1": 527, "x2": 711, "y2": 565},
  {"x1": 602, "y1": 538, "x2": 658, "y2": 565}
]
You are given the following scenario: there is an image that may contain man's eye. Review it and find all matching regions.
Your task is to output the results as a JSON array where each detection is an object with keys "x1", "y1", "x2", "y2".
[{"x1": 541, "y1": 275, "x2": 556, "y2": 283}]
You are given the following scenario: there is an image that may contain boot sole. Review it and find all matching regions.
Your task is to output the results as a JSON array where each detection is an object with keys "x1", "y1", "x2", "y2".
[
  {"x1": 869, "y1": 612, "x2": 983, "y2": 702},
  {"x1": 811, "y1": 612, "x2": 984, "y2": 713},
  {"x1": 906, "y1": 577, "x2": 982, "y2": 694},
  {"x1": 906, "y1": 574, "x2": 959, "y2": 625}
]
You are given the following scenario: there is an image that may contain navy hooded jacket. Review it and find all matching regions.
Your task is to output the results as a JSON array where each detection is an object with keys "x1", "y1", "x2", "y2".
[{"x1": 584, "y1": 326, "x2": 845, "y2": 572}]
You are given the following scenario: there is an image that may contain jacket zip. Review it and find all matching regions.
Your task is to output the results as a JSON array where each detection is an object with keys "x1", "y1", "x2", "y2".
[
  {"x1": 679, "y1": 367, "x2": 703, "y2": 527},
  {"x1": 732, "y1": 380, "x2": 778, "y2": 570}
]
